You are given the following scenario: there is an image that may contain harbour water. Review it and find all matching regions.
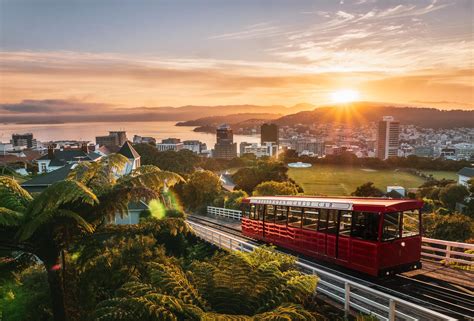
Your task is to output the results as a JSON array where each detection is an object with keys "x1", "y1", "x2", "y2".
[{"x1": 0, "y1": 121, "x2": 260, "y2": 147}]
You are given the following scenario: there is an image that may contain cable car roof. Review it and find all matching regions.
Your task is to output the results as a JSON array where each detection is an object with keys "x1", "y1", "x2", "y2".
[{"x1": 243, "y1": 196, "x2": 423, "y2": 213}]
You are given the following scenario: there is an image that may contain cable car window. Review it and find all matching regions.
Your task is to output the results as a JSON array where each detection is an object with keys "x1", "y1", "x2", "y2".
[
  {"x1": 249, "y1": 204, "x2": 257, "y2": 220},
  {"x1": 288, "y1": 207, "x2": 302, "y2": 228},
  {"x1": 275, "y1": 206, "x2": 287, "y2": 225},
  {"x1": 257, "y1": 205, "x2": 265, "y2": 221},
  {"x1": 402, "y1": 210, "x2": 420, "y2": 237},
  {"x1": 319, "y1": 209, "x2": 328, "y2": 231},
  {"x1": 265, "y1": 205, "x2": 275, "y2": 223},
  {"x1": 382, "y1": 212, "x2": 401, "y2": 241},
  {"x1": 351, "y1": 212, "x2": 379, "y2": 241},
  {"x1": 242, "y1": 204, "x2": 250, "y2": 218},
  {"x1": 339, "y1": 211, "x2": 352, "y2": 236},
  {"x1": 327, "y1": 209, "x2": 338, "y2": 234},
  {"x1": 302, "y1": 208, "x2": 319, "y2": 230}
]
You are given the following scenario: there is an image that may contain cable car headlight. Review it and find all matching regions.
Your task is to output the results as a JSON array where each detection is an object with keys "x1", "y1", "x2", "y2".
[{"x1": 401, "y1": 242, "x2": 406, "y2": 247}]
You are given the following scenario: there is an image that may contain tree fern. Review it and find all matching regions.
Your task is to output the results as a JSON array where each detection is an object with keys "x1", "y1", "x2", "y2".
[
  {"x1": 149, "y1": 262, "x2": 209, "y2": 310},
  {"x1": 0, "y1": 207, "x2": 23, "y2": 227},
  {"x1": 0, "y1": 176, "x2": 32, "y2": 212}
]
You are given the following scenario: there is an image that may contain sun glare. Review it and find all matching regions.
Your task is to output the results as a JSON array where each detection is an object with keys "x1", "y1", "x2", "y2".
[{"x1": 330, "y1": 89, "x2": 360, "y2": 104}]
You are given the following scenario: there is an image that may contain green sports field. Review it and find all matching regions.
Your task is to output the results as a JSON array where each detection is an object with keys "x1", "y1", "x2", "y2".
[
  {"x1": 288, "y1": 165, "x2": 427, "y2": 196},
  {"x1": 419, "y1": 170, "x2": 458, "y2": 181}
]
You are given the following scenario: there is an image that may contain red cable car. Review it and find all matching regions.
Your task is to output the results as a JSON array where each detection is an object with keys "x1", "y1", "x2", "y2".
[{"x1": 241, "y1": 196, "x2": 423, "y2": 277}]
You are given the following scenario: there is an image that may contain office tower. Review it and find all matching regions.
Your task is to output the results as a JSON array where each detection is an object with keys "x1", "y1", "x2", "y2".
[{"x1": 377, "y1": 116, "x2": 400, "y2": 159}]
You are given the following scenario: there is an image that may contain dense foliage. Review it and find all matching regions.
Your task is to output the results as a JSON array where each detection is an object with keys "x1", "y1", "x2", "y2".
[
  {"x1": 134, "y1": 144, "x2": 200, "y2": 175},
  {"x1": 0, "y1": 155, "x2": 183, "y2": 321},
  {"x1": 350, "y1": 182, "x2": 384, "y2": 197},
  {"x1": 232, "y1": 160, "x2": 299, "y2": 194},
  {"x1": 253, "y1": 180, "x2": 300, "y2": 196}
]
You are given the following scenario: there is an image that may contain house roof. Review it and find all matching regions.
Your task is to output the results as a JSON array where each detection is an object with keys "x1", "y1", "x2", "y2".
[
  {"x1": 118, "y1": 141, "x2": 140, "y2": 159},
  {"x1": 21, "y1": 164, "x2": 74, "y2": 189},
  {"x1": 37, "y1": 150, "x2": 101, "y2": 163},
  {"x1": 458, "y1": 167, "x2": 474, "y2": 178}
]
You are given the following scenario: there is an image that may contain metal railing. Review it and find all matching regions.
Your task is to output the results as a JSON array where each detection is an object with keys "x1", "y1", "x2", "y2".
[
  {"x1": 207, "y1": 206, "x2": 242, "y2": 220},
  {"x1": 207, "y1": 206, "x2": 474, "y2": 268},
  {"x1": 422, "y1": 238, "x2": 474, "y2": 267},
  {"x1": 188, "y1": 220, "x2": 455, "y2": 321}
]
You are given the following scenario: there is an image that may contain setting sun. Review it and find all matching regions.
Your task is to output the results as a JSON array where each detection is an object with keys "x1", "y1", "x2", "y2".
[{"x1": 330, "y1": 89, "x2": 360, "y2": 104}]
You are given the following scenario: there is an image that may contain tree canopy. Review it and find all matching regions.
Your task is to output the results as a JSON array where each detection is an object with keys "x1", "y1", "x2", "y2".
[{"x1": 253, "y1": 181, "x2": 300, "y2": 196}]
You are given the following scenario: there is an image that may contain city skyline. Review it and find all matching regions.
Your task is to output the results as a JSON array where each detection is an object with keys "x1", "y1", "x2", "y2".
[{"x1": 0, "y1": 0, "x2": 473, "y2": 116}]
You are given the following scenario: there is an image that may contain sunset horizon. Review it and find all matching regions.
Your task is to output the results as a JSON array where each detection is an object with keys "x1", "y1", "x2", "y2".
[{"x1": 1, "y1": 0, "x2": 473, "y2": 115}]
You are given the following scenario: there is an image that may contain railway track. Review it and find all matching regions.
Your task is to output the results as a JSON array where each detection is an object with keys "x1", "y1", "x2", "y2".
[{"x1": 187, "y1": 214, "x2": 474, "y2": 320}]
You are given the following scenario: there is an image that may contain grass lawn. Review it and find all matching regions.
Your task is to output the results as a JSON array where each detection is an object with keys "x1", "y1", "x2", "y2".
[
  {"x1": 288, "y1": 165, "x2": 426, "y2": 196},
  {"x1": 420, "y1": 170, "x2": 458, "y2": 181}
]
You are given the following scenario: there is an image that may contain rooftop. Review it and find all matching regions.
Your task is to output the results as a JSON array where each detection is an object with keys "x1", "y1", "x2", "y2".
[
  {"x1": 457, "y1": 167, "x2": 474, "y2": 178},
  {"x1": 244, "y1": 196, "x2": 423, "y2": 213}
]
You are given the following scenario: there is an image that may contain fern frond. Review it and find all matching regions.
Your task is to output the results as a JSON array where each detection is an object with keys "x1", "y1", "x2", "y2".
[
  {"x1": 0, "y1": 207, "x2": 23, "y2": 227},
  {"x1": 254, "y1": 303, "x2": 316, "y2": 321},
  {"x1": 149, "y1": 262, "x2": 209, "y2": 310},
  {"x1": 0, "y1": 176, "x2": 32, "y2": 212}
]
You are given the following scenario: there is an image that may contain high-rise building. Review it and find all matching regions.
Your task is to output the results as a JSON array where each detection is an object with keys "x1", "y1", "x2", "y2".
[
  {"x1": 96, "y1": 131, "x2": 128, "y2": 147},
  {"x1": 109, "y1": 131, "x2": 128, "y2": 146},
  {"x1": 213, "y1": 124, "x2": 237, "y2": 159},
  {"x1": 261, "y1": 123, "x2": 279, "y2": 144},
  {"x1": 377, "y1": 116, "x2": 400, "y2": 159},
  {"x1": 11, "y1": 133, "x2": 36, "y2": 148}
]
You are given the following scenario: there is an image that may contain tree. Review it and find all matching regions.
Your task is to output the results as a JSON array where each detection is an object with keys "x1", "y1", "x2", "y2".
[
  {"x1": 94, "y1": 246, "x2": 319, "y2": 320},
  {"x1": 180, "y1": 170, "x2": 222, "y2": 212},
  {"x1": 0, "y1": 155, "x2": 183, "y2": 321},
  {"x1": 133, "y1": 144, "x2": 200, "y2": 175},
  {"x1": 253, "y1": 181, "x2": 299, "y2": 196},
  {"x1": 351, "y1": 182, "x2": 384, "y2": 197},
  {"x1": 232, "y1": 160, "x2": 289, "y2": 194},
  {"x1": 438, "y1": 183, "x2": 469, "y2": 210},
  {"x1": 224, "y1": 190, "x2": 248, "y2": 210},
  {"x1": 423, "y1": 213, "x2": 474, "y2": 242}
]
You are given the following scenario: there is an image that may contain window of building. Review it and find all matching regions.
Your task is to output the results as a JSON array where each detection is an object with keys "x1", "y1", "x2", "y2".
[
  {"x1": 402, "y1": 210, "x2": 420, "y2": 237},
  {"x1": 275, "y1": 206, "x2": 287, "y2": 224},
  {"x1": 40, "y1": 163, "x2": 47, "y2": 172},
  {"x1": 352, "y1": 212, "x2": 380, "y2": 241},
  {"x1": 327, "y1": 209, "x2": 338, "y2": 234},
  {"x1": 288, "y1": 207, "x2": 302, "y2": 228},
  {"x1": 382, "y1": 212, "x2": 401, "y2": 241},
  {"x1": 339, "y1": 211, "x2": 352, "y2": 236},
  {"x1": 265, "y1": 205, "x2": 275, "y2": 223},
  {"x1": 302, "y1": 208, "x2": 319, "y2": 230}
]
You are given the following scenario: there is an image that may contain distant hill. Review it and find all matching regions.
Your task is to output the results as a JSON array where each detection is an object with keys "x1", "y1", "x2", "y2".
[
  {"x1": 274, "y1": 103, "x2": 474, "y2": 128},
  {"x1": 1, "y1": 102, "x2": 312, "y2": 124},
  {"x1": 176, "y1": 113, "x2": 281, "y2": 127}
]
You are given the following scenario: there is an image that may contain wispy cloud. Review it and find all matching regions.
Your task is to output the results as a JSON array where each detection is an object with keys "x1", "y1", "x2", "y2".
[{"x1": 208, "y1": 21, "x2": 285, "y2": 40}]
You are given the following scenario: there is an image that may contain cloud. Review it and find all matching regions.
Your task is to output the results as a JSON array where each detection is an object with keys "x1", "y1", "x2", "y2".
[
  {"x1": 208, "y1": 22, "x2": 284, "y2": 40},
  {"x1": 0, "y1": 99, "x2": 113, "y2": 114}
]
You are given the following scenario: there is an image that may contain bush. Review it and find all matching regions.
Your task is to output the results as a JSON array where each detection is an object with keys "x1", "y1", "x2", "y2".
[
  {"x1": 0, "y1": 265, "x2": 52, "y2": 321},
  {"x1": 253, "y1": 181, "x2": 300, "y2": 196},
  {"x1": 423, "y1": 213, "x2": 474, "y2": 242}
]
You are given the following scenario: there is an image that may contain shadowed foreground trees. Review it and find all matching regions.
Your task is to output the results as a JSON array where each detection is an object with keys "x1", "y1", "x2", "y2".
[
  {"x1": 0, "y1": 155, "x2": 183, "y2": 321},
  {"x1": 94, "y1": 246, "x2": 319, "y2": 320}
]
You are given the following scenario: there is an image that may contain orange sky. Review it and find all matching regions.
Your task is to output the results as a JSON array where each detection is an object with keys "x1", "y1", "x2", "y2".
[{"x1": 0, "y1": 0, "x2": 473, "y2": 110}]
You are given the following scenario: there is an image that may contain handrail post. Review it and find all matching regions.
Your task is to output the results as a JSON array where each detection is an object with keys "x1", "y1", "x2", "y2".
[
  {"x1": 344, "y1": 282, "x2": 350, "y2": 316},
  {"x1": 389, "y1": 299, "x2": 396, "y2": 321},
  {"x1": 445, "y1": 245, "x2": 451, "y2": 265}
]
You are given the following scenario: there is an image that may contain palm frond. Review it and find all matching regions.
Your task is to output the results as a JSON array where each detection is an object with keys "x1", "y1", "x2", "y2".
[
  {"x1": 0, "y1": 176, "x2": 32, "y2": 212},
  {"x1": 0, "y1": 207, "x2": 23, "y2": 227}
]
